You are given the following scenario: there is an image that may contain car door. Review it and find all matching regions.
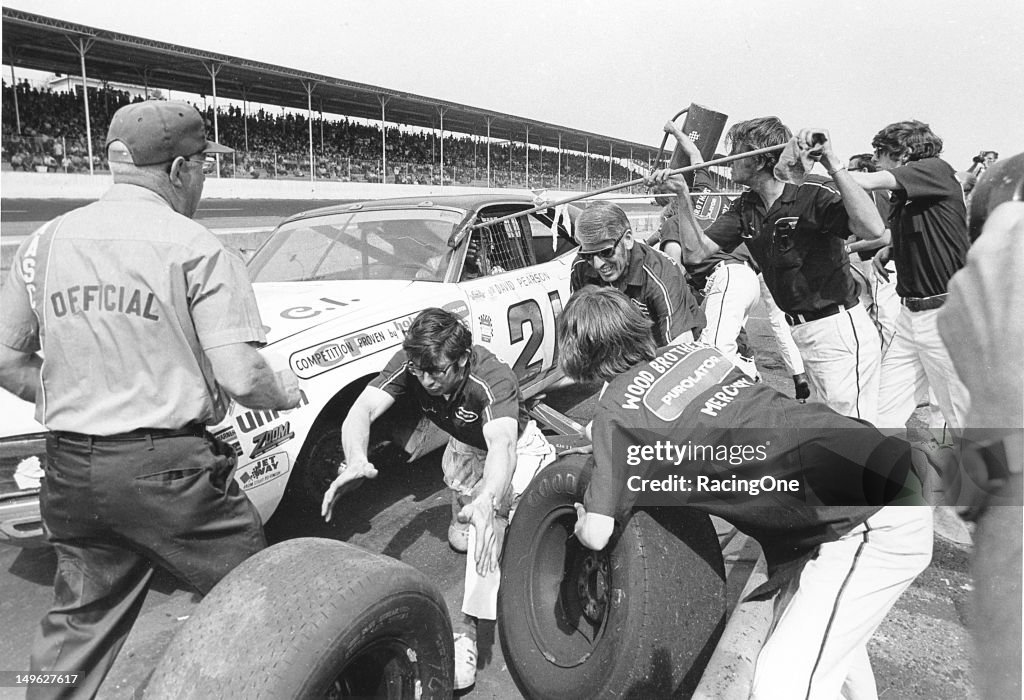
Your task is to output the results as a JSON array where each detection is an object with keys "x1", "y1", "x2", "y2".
[{"x1": 456, "y1": 205, "x2": 575, "y2": 392}]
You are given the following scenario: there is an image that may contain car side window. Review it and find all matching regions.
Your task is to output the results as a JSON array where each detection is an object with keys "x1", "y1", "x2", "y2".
[
  {"x1": 461, "y1": 216, "x2": 533, "y2": 280},
  {"x1": 527, "y1": 213, "x2": 578, "y2": 264}
]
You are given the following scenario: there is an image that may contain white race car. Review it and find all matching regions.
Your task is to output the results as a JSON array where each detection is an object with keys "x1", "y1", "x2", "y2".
[{"x1": 0, "y1": 193, "x2": 580, "y2": 544}]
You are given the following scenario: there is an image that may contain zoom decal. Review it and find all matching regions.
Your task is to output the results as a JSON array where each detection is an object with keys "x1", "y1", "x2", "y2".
[{"x1": 250, "y1": 422, "x2": 295, "y2": 459}]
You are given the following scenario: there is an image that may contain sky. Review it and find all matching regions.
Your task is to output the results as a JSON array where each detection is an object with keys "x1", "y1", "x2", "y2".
[{"x1": 3, "y1": 0, "x2": 1022, "y2": 170}]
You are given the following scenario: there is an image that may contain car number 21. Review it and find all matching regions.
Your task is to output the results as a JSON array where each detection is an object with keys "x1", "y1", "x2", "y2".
[{"x1": 507, "y1": 291, "x2": 563, "y2": 383}]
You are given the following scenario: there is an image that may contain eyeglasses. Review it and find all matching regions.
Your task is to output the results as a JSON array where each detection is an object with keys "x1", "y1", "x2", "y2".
[
  {"x1": 184, "y1": 153, "x2": 218, "y2": 174},
  {"x1": 579, "y1": 230, "x2": 627, "y2": 263},
  {"x1": 407, "y1": 358, "x2": 458, "y2": 380}
]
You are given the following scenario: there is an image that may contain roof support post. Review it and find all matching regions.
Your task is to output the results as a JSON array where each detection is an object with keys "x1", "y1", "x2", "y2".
[
  {"x1": 300, "y1": 80, "x2": 316, "y2": 183},
  {"x1": 6, "y1": 48, "x2": 21, "y2": 134},
  {"x1": 608, "y1": 143, "x2": 613, "y2": 187},
  {"x1": 378, "y1": 95, "x2": 390, "y2": 184},
  {"x1": 485, "y1": 117, "x2": 492, "y2": 187},
  {"x1": 436, "y1": 106, "x2": 447, "y2": 186},
  {"x1": 558, "y1": 133, "x2": 562, "y2": 190},
  {"x1": 585, "y1": 137, "x2": 590, "y2": 184},
  {"x1": 66, "y1": 35, "x2": 96, "y2": 175},
  {"x1": 239, "y1": 85, "x2": 250, "y2": 152},
  {"x1": 202, "y1": 62, "x2": 224, "y2": 177},
  {"x1": 524, "y1": 125, "x2": 530, "y2": 189}
]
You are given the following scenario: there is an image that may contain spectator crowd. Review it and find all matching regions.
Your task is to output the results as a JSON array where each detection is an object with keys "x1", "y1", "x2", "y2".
[{"x1": 2, "y1": 80, "x2": 647, "y2": 189}]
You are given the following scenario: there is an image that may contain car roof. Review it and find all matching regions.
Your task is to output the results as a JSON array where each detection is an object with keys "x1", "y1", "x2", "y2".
[{"x1": 282, "y1": 192, "x2": 546, "y2": 226}]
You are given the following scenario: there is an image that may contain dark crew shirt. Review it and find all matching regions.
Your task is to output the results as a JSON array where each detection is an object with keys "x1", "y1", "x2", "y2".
[
  {"x1": 887, "y1": 157, "x2": 969, "y2": 298},
  {"x1": 585, "y1": 343, "x2": 919, "y2": 596},
  {"x1": 571, "y1": 242, "x2": 705, "y2": 345},
  {"x1": 371, "y1": 345, "x2": 527, "y2": 450},
  {"x1": 704, "y1": 176, "x2": 858, "y2": 315}
]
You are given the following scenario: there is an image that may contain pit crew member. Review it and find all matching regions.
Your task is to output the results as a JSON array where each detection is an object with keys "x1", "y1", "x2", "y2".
[
  {"x1": 561, "y1": 286, "x2": 931, "y2": 700},
  {"x1": 321, "y1": 307, "x2": 554, "y2": 690}
]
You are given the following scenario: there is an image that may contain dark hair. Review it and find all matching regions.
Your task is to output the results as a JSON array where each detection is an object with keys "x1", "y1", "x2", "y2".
[
  {"x1": 968, "y1": 152, "x2": 1024, "y2": 242},
  {"x1": 557, "y1": 286, "x2": 656, "y2": 384},
  {"x1": 403, "y1": 308, "x2": 472, "y2": 368},
  {"x1": 848, "y1": 153, "x2": 878, "y2": 173},
  {"x1": 726, "y1": 116, "x2": 792, "y2": 172},
  {"x1": 871, "y1": 120, "x2": 943, "y2": 162}
]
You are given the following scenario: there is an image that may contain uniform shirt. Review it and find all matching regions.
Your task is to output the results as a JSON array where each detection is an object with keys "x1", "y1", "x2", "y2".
[
  {"x1": 370, "y1": 345, "x2": 528, "y2": 450},
  {"x1": 704, "y1": 176, "x2": 858, "y2": 315},
  {"x1": 0, "y1": 184, "x2": 266, "y2": 434},
  {"x1": 886, "y1": 157, "x2": 969, "y2": 298},
  {"x1": 584, "y1": 342, "x2": 916, "y2": 593},
  {"x1": 570, "y1": 242, "x2": 705, "y2": 346}
]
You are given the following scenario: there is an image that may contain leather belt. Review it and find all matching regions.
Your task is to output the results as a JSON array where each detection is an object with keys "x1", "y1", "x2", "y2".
[
  {"x1": 52, "y1": 423, "x2": 207, "y2": 443},
  {"x1": 785, "y1": 300, "x2": 858, "y2": 327},
  {"x1": 901, "y1": 294, "x2": 947, "y2": 312}
]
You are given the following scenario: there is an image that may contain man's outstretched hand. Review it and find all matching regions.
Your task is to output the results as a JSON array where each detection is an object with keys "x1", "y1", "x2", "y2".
[{"x1": 321, "y1": 460, "x2": 379, "y2": 522}]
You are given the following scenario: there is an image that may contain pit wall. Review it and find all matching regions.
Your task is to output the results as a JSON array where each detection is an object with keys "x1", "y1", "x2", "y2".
[
  {"x1": 0, "y1": 171, "x2": 662, "y2": 240},
  {"x1": 0, "y1": 171, "x2": 583, "y2": 201}
]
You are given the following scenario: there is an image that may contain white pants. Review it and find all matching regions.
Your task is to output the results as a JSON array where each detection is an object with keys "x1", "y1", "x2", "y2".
[
  {"x1": 876, "y1": 306, "x2": 970, "y2": 437},
  {"x1": 850, "y1": 258, "x2": 900, "y2": 356},
  {"x1": 790, "y1": 303, "x2": 881, "y2": 424},
  {"x1": 750, "y1": 506, "x2": 933, "y2": 700},
  {"x1": 442, "y1": 421, "x2": 556, "y2": 620},
  {"x1": 759, "y1": 274, "x2": 805, "y2": 376},
  {"x1": 699, "y1": 262, "x2": 761, "y2": 379}
]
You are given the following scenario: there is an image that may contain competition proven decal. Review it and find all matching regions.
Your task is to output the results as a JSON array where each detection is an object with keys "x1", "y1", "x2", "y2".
[{"x1": 289, "y1": 313, "x2": 419, "y2": 379}]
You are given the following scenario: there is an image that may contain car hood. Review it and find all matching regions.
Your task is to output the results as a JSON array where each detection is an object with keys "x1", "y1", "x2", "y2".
[{"x1": 253, "y1": 280, "x2": 463, "y2": 345}]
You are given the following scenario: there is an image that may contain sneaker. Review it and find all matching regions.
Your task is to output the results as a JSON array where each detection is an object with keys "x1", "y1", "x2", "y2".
[
  {"x1": 448, "y1": 519, "x2": 470, "y2": 553},
  {"x1": 453, "y1": 632, "x2": 477, "y2": 690}
]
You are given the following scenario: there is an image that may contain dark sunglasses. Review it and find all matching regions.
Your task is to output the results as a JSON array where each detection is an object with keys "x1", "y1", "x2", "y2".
[{"x1": 579, "y1": 229, "x2": 627, "y2": 262}]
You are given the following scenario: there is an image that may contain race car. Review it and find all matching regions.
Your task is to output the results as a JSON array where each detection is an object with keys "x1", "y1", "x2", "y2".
[{"x1": 0, "y1": 193, "x2": 581, "y2": 544}]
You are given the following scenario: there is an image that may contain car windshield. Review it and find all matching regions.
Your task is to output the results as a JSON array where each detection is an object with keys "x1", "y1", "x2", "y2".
[{"x1": 248, "y1": 208, "x2": 463, "y2": 282}]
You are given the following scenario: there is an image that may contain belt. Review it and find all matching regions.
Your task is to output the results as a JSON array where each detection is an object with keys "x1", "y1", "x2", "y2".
[
  {"x1": 901, "y1": 294, "x2": 947, "y2": 312},
  {"x1": 52, "y1": 423, "x2": 207, "y2": 444},
  {"x1": 785, "y1": 300, "x2": 858, "y2": 327}
]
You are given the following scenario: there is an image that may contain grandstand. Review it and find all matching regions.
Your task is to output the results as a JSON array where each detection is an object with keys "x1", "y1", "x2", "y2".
[{"x1": 2, "y1": 8, "x2": 736, "y2": 193}]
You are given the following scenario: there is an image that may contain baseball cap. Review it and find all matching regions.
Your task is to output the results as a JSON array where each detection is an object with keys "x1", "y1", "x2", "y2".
[{"x1": 106, "y1": 100, "x2": 233, "y2": 166}]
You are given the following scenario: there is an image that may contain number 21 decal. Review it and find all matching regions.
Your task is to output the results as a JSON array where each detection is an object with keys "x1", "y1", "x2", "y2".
[{"x1": 507, "y1": 291, "x2": 563, "y2": 382}]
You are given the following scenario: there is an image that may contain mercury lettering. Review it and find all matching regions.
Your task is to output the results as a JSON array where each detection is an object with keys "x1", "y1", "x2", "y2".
[
  {"x1": 50, "y1": 285, "x2": 160, "y2": 320},
  {"x1": 699, "y1": 377, "x2": 755, "y2": 417}
]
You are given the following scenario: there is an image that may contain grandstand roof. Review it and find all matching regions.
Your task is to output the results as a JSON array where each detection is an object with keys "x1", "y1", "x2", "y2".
[{"x1": 2, "y1": 8, "x2": 665, "y2": 164}]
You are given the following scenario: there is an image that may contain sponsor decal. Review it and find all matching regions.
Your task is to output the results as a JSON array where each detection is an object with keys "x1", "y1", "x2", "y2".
[
  {"x1": 250, "y1": 422, "x2": 295, "y2": 459},
  {"x1": 290, "y1": 314, "x2": 418, "y2": 379},
  {"x1": 442, "y1": 300, "x2": 470, "y2": 322},
  {"x1": 478, "y1": 313, "x2": 493, "y2": 343},
  {"x1": 454, "y1": 406, "x2": 479, "y2": 423},
  {"x1": 237, "y1": 452, "x2": 290, "y2": 491},
  {"x1": 235, "y1": 390, "x2": 308, "y2": 434},
  {"x1": 211, "y1": 427, "x2": 243, "y2": 457}
]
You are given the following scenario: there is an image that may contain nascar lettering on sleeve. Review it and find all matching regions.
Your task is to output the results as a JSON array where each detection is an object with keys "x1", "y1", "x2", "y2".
[{"x1": 289, "y1": 312, "x2": 418, "y2": 379}]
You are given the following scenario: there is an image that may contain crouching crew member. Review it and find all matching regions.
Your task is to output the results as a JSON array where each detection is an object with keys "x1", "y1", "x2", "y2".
[{"x1": 322, "y1": 308, "x2": 554, "y2": 690}]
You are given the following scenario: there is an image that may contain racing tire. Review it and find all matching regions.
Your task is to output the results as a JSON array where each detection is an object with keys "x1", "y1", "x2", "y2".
[
  {"x1": 145, "y1": 538, "x2": 453, "y2": 699},
  {"x1": 498, "y1": 455, "x2": 726, "y2": 699}
]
